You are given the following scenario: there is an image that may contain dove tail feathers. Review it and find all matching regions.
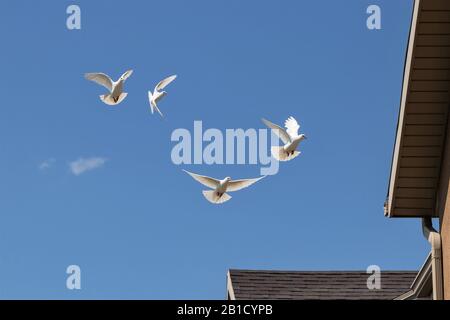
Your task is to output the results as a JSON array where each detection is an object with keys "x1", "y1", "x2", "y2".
[
  {"x1": 100, "y1": 93, "x2": 128, "y2": 106},
  {"x1": 271, "y1": 146, "x2": 301, "y2": 162},
  {"x1": 149, "y1": 92, "x2": 163, "y2": 117},
  {"x1": 202, "y1": 191, "x2": 232, "y2": 204},
  {"x1": 153, "y1": 103, "x2": 163, "y2": 117}
]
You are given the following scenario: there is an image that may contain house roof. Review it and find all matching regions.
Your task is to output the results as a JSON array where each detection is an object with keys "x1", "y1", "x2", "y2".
[
  {"x1": 385, "y1": 0, "x2": 450, "y2": 218},
  {"x1": 395, "y1": 252, "x2": 433, "y2": 300},
  {"x1": 227, "y1": 270, "x2": 417, "y2": 300}
]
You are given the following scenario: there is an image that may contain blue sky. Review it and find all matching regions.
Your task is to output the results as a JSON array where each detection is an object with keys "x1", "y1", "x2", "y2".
[{"x1": 0, "y1": 0, "x2": 429, "y2": 299}]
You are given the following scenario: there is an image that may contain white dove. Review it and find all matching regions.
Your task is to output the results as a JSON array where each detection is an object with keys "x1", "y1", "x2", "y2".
[
  {"x1": 262, "y1": 116, "x2": 307, "y2": 161},
  {"x1": 183, "y1": 170, "x2": 265, "y2": 204},
  {"x1": 85, "y1": 70, "x2": 133, "y2": 106},
  {"x1": 148, "y1": 75, "x2": 177, "y2": 117}
]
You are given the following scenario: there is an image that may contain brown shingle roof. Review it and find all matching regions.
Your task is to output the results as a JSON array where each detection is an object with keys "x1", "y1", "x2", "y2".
[{"x1": 228, "y1": 270, "x2": 417, "y2": 300}]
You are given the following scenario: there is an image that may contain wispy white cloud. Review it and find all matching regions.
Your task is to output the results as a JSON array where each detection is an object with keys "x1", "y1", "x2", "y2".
[
  {"x1": 39, "y1": 158, "x2": 56, "y2": 170},
  {"x1": 69, "y1": 157, "x2": 107, "y2": 176}
]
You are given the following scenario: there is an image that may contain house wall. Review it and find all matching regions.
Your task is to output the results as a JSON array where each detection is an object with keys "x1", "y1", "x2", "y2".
[{"x1": 438, "y1": 114, "x2": 450, "y2": 300}]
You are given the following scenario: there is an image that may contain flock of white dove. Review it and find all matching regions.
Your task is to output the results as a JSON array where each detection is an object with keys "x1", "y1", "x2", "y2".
[{"x1": 85, "y1": 69, "x2": 307, "y2": 204}]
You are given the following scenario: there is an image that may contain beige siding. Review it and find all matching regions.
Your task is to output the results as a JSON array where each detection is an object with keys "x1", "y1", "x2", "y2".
[{"x1": 438, "y1": 114, "x2": 450, "y2": 299}]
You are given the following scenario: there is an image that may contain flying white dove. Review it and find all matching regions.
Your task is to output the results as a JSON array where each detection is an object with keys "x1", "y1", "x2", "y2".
[
  {"x1": 262, "y1": 116, "x2": 307, "y2": 161},
  {"x1": 148, "y1": 75, "x2": 177, "y2": 117},
  {"x1": 85, "y1": 70, "x2": 133, "y2": 106},
  {"x1": 183, "y1": 170, "x2": 265, "y2": 204}
]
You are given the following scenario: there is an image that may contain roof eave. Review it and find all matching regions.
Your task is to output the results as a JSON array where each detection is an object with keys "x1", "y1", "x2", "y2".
[
  {"x1": 386, "y1": 0, "x2": 422, "y2": 218},
  {"x1": 226, "y1": 270, "x2": 236, "y2": 300},
  {"x1": 395, "y1": 252, "x2": 432, "y2": 300}
]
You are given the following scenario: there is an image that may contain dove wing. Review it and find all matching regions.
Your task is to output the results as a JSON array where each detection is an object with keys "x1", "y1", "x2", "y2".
[
  {"x1": 227, "y1": 176, "x2": 265, "y2": 192},
  {"x1": 120, "y1": 69, "x2": 134, "y2": 82},
  {"x1": 262, "y1": 118, "x2": 291, "y2": 144},
  {"x1": 285, "y1": 116, "x2": 300, "y2": 138},
  {"x1": 183, "y1": 170, "x2": 220, "y2": 189},
  {"x1": 156, "y1": 75, "x2": 177, "y2": 91},
  {"x1": 84, "y1": 73, "x2": 113, "y2": 92}
]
